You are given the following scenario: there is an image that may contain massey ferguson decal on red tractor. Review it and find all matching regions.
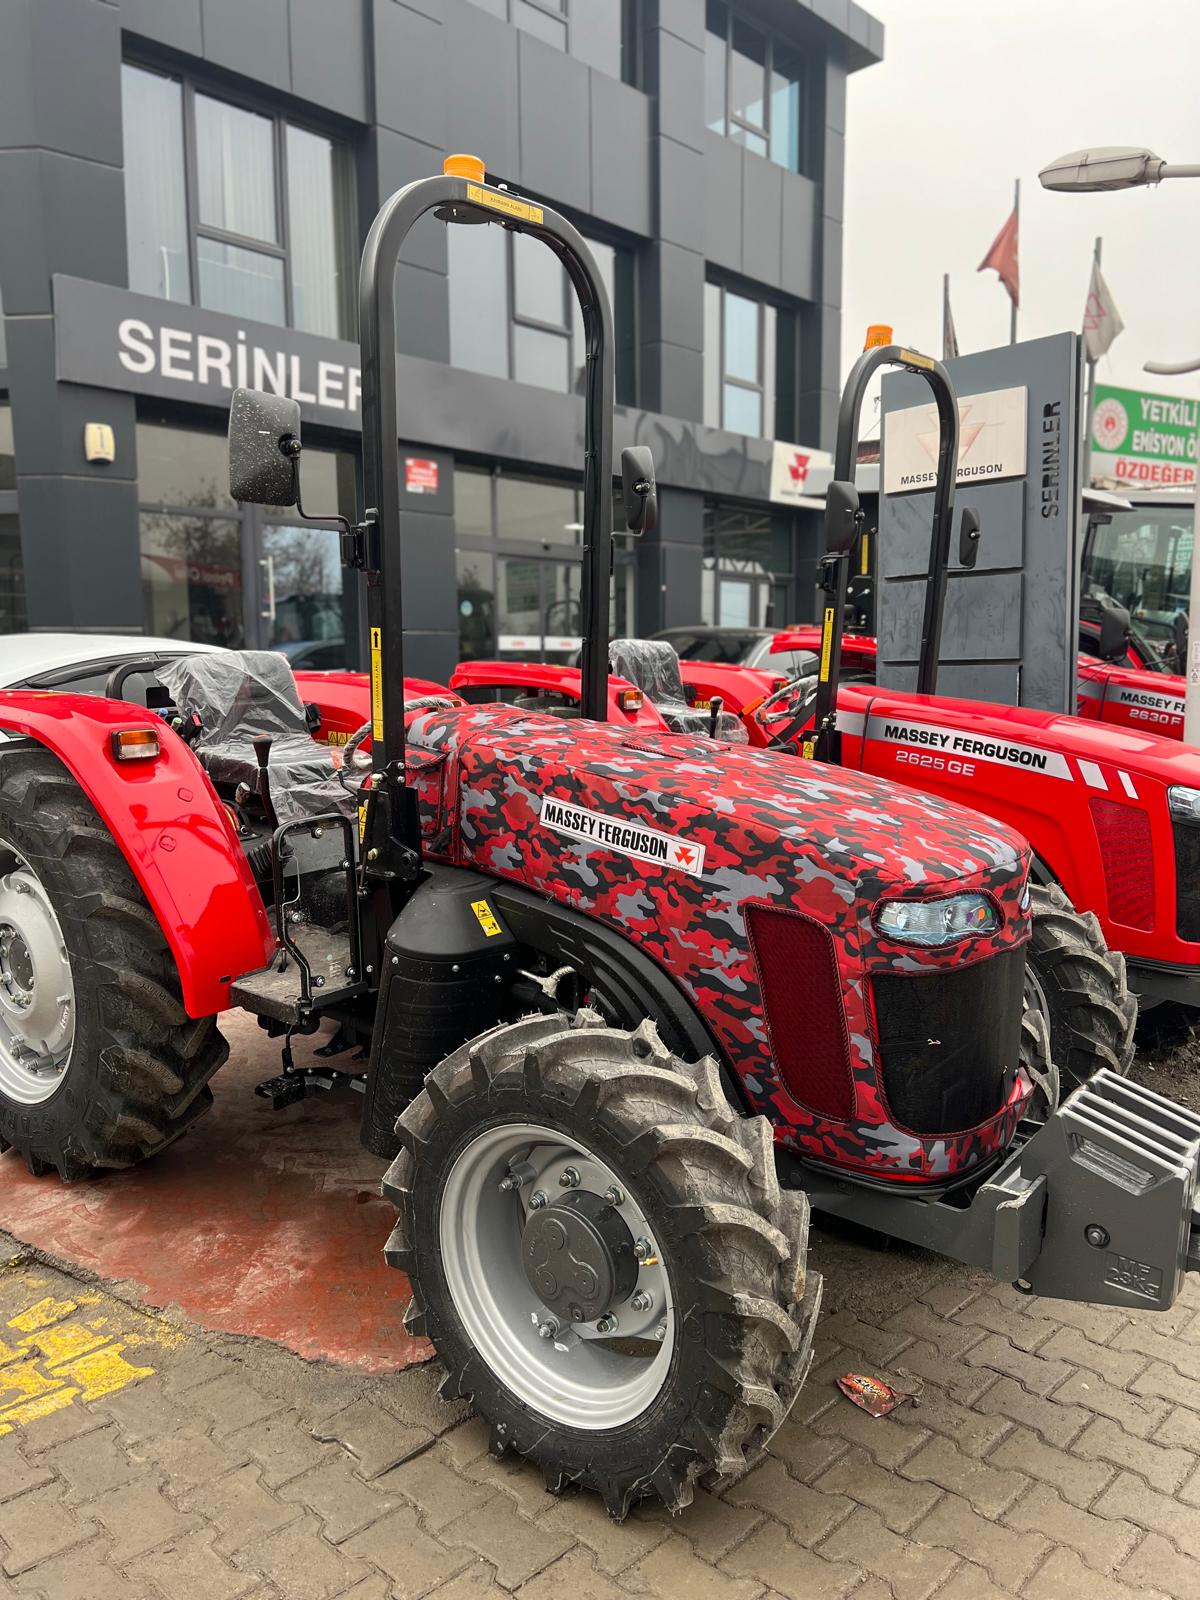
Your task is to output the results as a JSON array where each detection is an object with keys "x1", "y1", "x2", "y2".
[{"x1": 1, "y1": 159, "x2": 1199, "y2": 1519}]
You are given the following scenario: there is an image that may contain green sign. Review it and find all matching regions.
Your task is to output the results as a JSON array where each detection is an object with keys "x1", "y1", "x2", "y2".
[{"x1": 1091, "y1": 382, "x2": 1197, "y2": 488}]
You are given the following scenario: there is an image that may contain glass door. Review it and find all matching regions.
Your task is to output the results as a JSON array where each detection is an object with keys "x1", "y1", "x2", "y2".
[
  {"x1": 496, "y1": 556, "x2": 582, "y2": 661},
  {"x1": 253, "y1": 520, "x2": 354, "y2": 671}
]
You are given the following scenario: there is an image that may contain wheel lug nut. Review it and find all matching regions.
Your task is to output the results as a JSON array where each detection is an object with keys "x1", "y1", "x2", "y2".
[
  {"x1": 630, "y1": 1291, "x2": 652, "y2": 1313},
  {"x1": 497, "y1": 1174, "x2": 521, "y2": 1194},
  {"x1": 528, "y1": 1190, "x2": 548, "y2": 1210},
  {"x1": 604, "y1": 1185, "x2": 624, "y2": 1205},
  {"x1": 595, "y1": 1313, "x2": 617, "y2": 1334},
  {"x1": 653, "y1": 1321, "x2": 667, "y2": 1342},
  {"x1": 537, "y1": 1318, "x2": 558, "y2": 1340},
  {"x1": 559, "y1": 1166, "x2": 580, "y2": 1189},
  {"x1": 634, "y1": 1237, "x2": 653, "y2": 1261}
]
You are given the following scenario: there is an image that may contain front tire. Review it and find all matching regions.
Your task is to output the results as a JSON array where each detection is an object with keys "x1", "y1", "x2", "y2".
[
  {"x1": 382, "y1": 1011, "x2": 821, "y2": 1519},
  {"x1": 1027, "y1": 883, "x2": 1136, "y2": 1094},
  {"x1": 0, "y1": 747, "x2": 228, "y2": 1179}
]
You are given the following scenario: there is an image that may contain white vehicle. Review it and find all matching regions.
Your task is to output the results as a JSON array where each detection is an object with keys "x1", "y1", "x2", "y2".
[{"x1": 0, "y1": 633, "x2": 223, "y2": 697}]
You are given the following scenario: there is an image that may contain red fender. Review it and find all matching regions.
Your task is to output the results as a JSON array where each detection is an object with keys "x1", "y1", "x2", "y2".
[{"x1": 0, "y1": 692, "x2": 274, "y2": 1018}]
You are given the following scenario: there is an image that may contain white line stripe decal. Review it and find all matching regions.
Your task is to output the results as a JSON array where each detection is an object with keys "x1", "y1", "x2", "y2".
[
  {"x1": 1078, "y1": 760, "x2": 1108, "y2": 791},
  {"x1": 1118, "y1": 770, "x2": 1139, "y2": 800},
  {"x1": 836, "y1": 709, "x2": 866, "y2": 737}
]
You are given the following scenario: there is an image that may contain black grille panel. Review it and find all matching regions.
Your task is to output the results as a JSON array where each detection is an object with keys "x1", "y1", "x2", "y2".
[
  {"x1": 873, "y1": 947, "x2": 1026, "y2": 1136},
  {"x1": 1175, "y1": 823, "x2": 1200, "y2": 943}
]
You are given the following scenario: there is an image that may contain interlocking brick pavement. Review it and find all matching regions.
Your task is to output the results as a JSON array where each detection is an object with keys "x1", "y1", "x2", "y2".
[{"x1": 1, "y1": 1204, "x2": 1200, "y2": 1600}]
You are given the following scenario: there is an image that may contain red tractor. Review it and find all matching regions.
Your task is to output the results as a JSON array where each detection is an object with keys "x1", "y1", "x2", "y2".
[{"x1": 1, "y1": 160, "x2": 1199, "y2": 1519}]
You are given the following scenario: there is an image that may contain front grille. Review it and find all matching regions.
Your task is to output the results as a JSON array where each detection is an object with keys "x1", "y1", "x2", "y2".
[
  {"x1": 747, "y1": 904, "x2": 855, "y2": 1121},
  {"x1": 1090, "y1": 798, "x2": 1156, "y2": 931},
  {"x1": 873, "y1": 946, "x2": 1026, "y2": 1136},
  {"x1": 1175, "y1": 823, "x2": 1200, "y2": 942}
]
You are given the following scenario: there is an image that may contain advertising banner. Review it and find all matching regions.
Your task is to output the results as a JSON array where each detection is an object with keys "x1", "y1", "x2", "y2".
[
  {"x1": 1091, "y1": 383, "x2": 1197, "y2": 489},
  {"x1": 882, "y1": 386, "x2": 1028, "y2": 495}
]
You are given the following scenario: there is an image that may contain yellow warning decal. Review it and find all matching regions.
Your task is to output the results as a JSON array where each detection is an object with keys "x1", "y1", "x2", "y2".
[
  {"x1": 818, "y1": 606, "x2": 835, "y2": 682},
  {"x1": 370, "y1": 627, "x2": 384, "y2": 742},
  {"x1": 860, "y1": 531, "x2": 870, "y2": 577},
  {"x1": 898, "y1": 347, "x2": 935, "y2": 371},
  {"x1": 467, "y1": 183, "x2": 544, "y2": 225},
  {"x1": 471, "y1": 898, "x2": 503, "y2": 938},
  {"x1": 358, "y1": 802, "x2": 368, "y2": 843},
  {"x1": 800, "y1": 737, "x2": 816, "y2": 761}
]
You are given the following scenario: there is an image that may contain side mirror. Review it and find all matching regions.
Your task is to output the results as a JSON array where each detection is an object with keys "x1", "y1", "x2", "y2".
[
  {"x1": 958, "y1": 506, "x2": 982, "y2": 569},
  {"x1": 823, "y1": 480, "x2": 862, "y2": 557},
  {"x1": 1096, "y1": 596, "x2": 1132, "y2": 662},
  {"x1": 229, "y1": 387, "x2": 302, "y2": 506},
  {"x1": 1173, "y1": 611, "x2": 1189, "y2": 670},
  {"x1": 621, "y1": 446, "x2": 657, "y2": 534}
]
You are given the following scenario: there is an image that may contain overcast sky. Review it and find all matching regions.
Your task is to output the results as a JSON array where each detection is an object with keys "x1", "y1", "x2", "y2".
[{"x1": 842, "y1": 0, "x2": 1200, "y2": 405}]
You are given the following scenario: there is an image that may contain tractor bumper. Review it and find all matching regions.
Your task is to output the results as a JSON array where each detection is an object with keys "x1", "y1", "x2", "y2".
[
  {"x1": 1126, "y1": 955, "x2": 1200, "y2": 1014},
  {"x1": 798, "y1": 1070, "x2": 1200, "y2": 1312}
]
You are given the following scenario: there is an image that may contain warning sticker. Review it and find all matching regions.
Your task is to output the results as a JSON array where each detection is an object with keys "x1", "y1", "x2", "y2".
[
  {"x1": 471, "y1": 899, "x2": 504, "y2": 938},
  {"x1": 370, "y1": 627, "x2": 383, "y2": 742},
  {"x1": 466, "y1": 183, "x2": 544, "y2": 225},
  {"x1": 405, "y1": 457, "x2": 439, "y2": 494},
  {"x1": 541, "y1": 797, "x2": 706, "y2": 877}
]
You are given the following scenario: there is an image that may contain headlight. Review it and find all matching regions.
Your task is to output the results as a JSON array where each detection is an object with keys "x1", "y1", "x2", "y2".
[
  {"x1": 1168, "y1": 785, "x2": 1200, "y2": 825},
  {"x1": 877, "y1": 892, "x2": 998, "y2": 946}
]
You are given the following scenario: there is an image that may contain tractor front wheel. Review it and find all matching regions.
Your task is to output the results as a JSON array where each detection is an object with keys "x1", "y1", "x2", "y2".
[
  {"x1": 0, "y1": 747, "x2": 228, "y2": 1179},
  {"x1": 1026, "y1": 882, "x2": 1136, "y2": 1094},
  {"x1": 383, "y1": 1012, "x2": 821, "y2": 1519}
]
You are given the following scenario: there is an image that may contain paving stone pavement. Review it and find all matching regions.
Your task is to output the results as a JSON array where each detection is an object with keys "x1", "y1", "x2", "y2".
[{"x1": 0, "y1": 1239, "x2": 1199, "y2": 1599}]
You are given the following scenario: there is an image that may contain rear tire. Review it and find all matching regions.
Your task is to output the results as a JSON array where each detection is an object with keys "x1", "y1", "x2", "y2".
[
  {"x1": 382, "y1": 1011, "x2": 821, "y2": 1519},
  {"x1": 0, "y1": 747, "x2": 228, "y2": 1179},
  {"x1": 1027, "y1": 883, "x2": 1136, "y2": 1094}
]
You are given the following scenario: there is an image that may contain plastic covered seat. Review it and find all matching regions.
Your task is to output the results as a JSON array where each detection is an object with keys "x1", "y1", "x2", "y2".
[
  {"x1": 159, "y1": 650, "x2": 355, "y2": 825},
  {"x1": 607, "y1": 639, "x2": 748, "y2": 742}
]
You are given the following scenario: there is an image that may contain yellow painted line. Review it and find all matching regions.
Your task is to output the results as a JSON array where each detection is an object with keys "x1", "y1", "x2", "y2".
[
  {"x1": 20, "y1": 1322, "x2": 109, "y2": 1368},
  {"x1": 8, "y1": 1296, "x2": 77, "y2": 1333},
  {"x1": 58, "y1": 1344, "x2": 155, "y2": 1403}
]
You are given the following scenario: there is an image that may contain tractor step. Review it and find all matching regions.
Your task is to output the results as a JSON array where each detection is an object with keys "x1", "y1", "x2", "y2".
[
  {"x1": 231, "y1": 929, "x2": 359, "y2": 1024},
  {"x1": 255, "y1": 1068, "x2": 366, "y2": 1110}
]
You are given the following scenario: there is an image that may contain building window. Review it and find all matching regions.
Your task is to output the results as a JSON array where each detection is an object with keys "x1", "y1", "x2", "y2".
[
  {"x1": 122, "y1": 62, "x2": 356, "y2": 339},
  {"x1": 474, "y1": 0, "x2": 640, "y2": 83},
  {"x1": 702, "y1": 502, "x2": 793, "y2": 628},
  {"x1": 704, "y1": 281, "x2": 796, "y2": 439},
  {"x1": 704, "y1": 1, "x2": 806, "y2": 174},
  {"x1": 449, "y1": 225, "x2": 636, "y2": 404}
]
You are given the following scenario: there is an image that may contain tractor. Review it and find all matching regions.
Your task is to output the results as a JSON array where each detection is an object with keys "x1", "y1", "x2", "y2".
[{"x1": 0, "y1": 159, "x2": 1199, "y2": 1520}]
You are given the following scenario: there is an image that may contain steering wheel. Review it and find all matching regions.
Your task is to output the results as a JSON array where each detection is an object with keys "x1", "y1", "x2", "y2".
[{"x1": 750, "y1": 676, "x2": 818, "y2": 749}]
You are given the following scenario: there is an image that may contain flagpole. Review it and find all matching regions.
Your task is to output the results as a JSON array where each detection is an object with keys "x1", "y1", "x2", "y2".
[
  {"x1": 943, "y1": 273, "x2": 951, "y2": 359},
  {"x1": 1010, "y1": 178, "x2": 1020, "y2": 344},
  {"x1": 1083, "y1": 235, "x2": 1101, "y2": 485}
]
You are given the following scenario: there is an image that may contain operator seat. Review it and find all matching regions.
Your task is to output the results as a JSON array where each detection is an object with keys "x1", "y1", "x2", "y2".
[
  {"x1": 159, "y1": 649, "x2": 354, "y2": 825},
  {"x1": 607, "y1": 639, "x2": 747, "y2": 742}
]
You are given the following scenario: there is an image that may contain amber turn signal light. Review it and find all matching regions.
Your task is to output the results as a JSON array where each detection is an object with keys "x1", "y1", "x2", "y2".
[
  {"x1": 616, "y1": 688, "x2": 643, "y2": 713},
  {"x1": 110, "y1": 728, "x2": 160, "y2": 762}
]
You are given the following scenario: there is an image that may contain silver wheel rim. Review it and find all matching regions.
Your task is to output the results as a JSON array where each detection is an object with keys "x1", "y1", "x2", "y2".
[
  {"x1": 0, "y1": 846, "x2": 75, "y2": 1107},
  {"x1": 438, "y1": 1120, "x2": 675, "y2": 1429}
]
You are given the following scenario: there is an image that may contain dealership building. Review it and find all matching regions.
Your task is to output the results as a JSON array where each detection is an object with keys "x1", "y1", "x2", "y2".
[{"x1": 0, "y1": 0, "x2": 881, "y2": 678}]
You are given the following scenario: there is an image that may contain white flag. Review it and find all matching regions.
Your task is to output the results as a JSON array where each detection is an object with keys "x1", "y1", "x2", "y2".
[{"x1": 1082, "y1": 260, "x2": 1124, "y2": 362}]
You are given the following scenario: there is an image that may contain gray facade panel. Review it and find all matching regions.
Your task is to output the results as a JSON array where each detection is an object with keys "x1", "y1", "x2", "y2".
[
  {"x1": 569, "y1": 0, "x2": 623, "y2": 75},
  {"x1": 589, "y1": 73, "x2": 652, "y2": 236},
  {"x1": 0, "y1": 152, "x2": 127, "y2": 315},
  {"x1": 649, "y1": 342, "x2": 704, "y2": 426},
  {"x1": 394, "y1": 262, "x2": 450, "y2": 363},
  {"x1": 398, "y1": 512, "x2": 458, "y2": 633},
  {"x1": 779, "y1": 173, "x2": 816, "y2": 301},
  {"x1": 117, "y1": 0, "x2": 203, "y2": 55},
  {"x1": 656, "y1": 0, "x2": 705, "y2": 50},
  {"x1": 0, "y1": 0, "x2": 123, "y2": 169},
  {"x1": 289, "y1": 0, "x2": 369, "y2": 123},
  {"x1": 374, "y1": 0, "x2": 448, "y2": 148},
  {"x1": 517, "y1": 35, "x2": 591, "y2": 207},
  {"x1": 655, "y1": 29, "x2": 704, "y2": 155},
  {"x1": 741, "y1": 155, "x2": 783, "y2": 291},
  {"x1": 200, "y1": 0, "x2": 291, "y2": 91},
  {"x1": 656, "y1": 243, "x2": 704, "y2": 353},
  {"x1": 6, "y1": 319, "x2": 138, "y2": 481},
  {"x1": 404, "y1": 629, "x2": 460, "y2": 683},
  {"x1": 373, "y1": 129, "x2": 449, "y2": 273},
  {"x1": 656, "y1": 137, "x2": 705, "y2": 255},
  {"x1": 444, "y1": 2, "x2": 521, "y2": 179},
  {"x1": 703, "y1": 133, "x2": 743, "y2": 275},
  {"x1": 820, "y1": 216, "x2": 842, "y2": 303},
  {"x1": 823, "y1": 128, "x2": 844, "y2": 221},
  {"x1": 881, "y1": 479, "x2": 1024, "y2": 580},
  {"x1": 825, "y1": 55, "x2": 847, "y2": 135},
  {"x1": 17, "y1": 476, "x2": 143, "y2": 631}
]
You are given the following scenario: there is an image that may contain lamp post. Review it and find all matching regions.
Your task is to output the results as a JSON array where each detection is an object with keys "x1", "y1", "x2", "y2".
[{"x1": 1039, "y1": 146, "x2": 1200, "y2": 745}]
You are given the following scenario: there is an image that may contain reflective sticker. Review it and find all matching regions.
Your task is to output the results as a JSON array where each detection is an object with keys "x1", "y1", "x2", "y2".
[
  {"x1": 470, "y1": 898, "x2": 503, "y2": 938},
  {"x1": 860, "y1": 531, "x2": 870, "y2": 577},
  {"x1": 1078, "y1": 760, "x2": 1107, "y2": 791},
  {"x1": 1118, "y1": 770, "x2": 1139, "y2": 800},
  {"x1": 370, "y1": 627, "x2": 384, "y2": 743},
  {"x1": 542, "y1": 796, "x2": 706, "y2": 877},
  {"x1": 865, "y1": 714, "x2": 1073, "y2": 779},
  {"x1": 466, "y1": 183, "x2": 544, "y2": 225},
  {"x1": 898, "y1": 348, "x2": 935, "y2": 371},
  {"x1": 819, "y1": 607, "x2": 835, "y2": 683}
]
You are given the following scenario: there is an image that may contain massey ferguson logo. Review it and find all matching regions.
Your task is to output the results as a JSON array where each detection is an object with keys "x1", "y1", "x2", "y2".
[
  {"x1": 541, "y1": 798, "x2": 706, "y2": 877},
  {"x1": 787, "y1": 452, "x2": 811, "y2": 486}
]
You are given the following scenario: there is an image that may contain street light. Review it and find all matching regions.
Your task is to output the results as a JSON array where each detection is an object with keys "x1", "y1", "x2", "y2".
[
  {"x1": 1039, "y1": 146, "x2": 1200, "y2": 744},
  {"x1": 1038, "y1": 147, "x2": 1200, "y2": 192}
]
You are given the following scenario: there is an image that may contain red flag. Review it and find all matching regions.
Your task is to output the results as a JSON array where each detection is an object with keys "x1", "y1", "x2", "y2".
[{"x1": 978, "y1": 207, "x2": 1019, "y2": 307}]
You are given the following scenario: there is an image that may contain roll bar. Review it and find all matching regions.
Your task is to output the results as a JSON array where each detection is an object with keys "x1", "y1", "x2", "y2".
[
  {"x1": 804, "y1": 344, "x2": 960, "y2": 763},
  {"x1": 357, "y1": 166, "x2": 616, "y2": 863}
]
